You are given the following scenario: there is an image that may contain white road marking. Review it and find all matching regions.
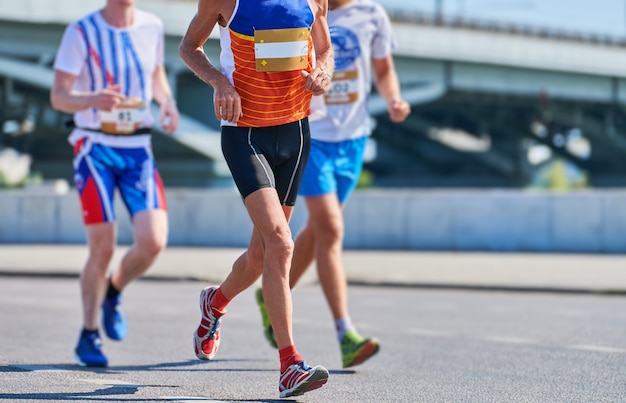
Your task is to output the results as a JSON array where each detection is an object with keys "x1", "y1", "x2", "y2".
[
  {"x1": 160, "y1": 398, "x2": 225, "y2": 402},
  {"x1": 407, "y1": 330, "x2": 626, "y2": 355},
  {"x1": 12, "y1": 365, "x2": 69, "y2": 372},
  {"x1": 483, "y1": 336, "x2": 537, "y2": 345},
  {"x1": 79, "y1": 378, "x2": 143, "y2": 387},
  {"x1": 568, "y1": 345, "x2": 626, "y2": 354}
]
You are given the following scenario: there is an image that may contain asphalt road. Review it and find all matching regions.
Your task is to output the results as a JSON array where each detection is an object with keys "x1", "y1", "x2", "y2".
[{"x1": 1, "y1": 277, "x2": 625, "y2": 402}]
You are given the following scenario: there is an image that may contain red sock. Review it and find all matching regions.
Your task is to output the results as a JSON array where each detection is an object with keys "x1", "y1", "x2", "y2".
[
  {"x1": 209, "y1": 287, "x2": 230, "y2": 318},
  {"x1": 279, "y1": 345, "x2": 303, "y2": 373}
]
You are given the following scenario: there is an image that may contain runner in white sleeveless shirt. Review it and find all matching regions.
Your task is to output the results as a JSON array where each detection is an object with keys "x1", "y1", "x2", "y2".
[{"x1": 50, "y1": 0, "x2": 179, "y2": 367}]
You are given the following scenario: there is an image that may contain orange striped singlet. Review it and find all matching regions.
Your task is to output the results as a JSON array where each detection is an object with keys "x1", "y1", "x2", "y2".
[{"x1": 218, "y1": 0, "x2": 315, "y2": 127}]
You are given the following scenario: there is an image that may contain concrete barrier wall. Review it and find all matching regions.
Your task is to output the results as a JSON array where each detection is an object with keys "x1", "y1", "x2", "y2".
[{"x1": 1, "y1": 187, "x2": 625, "y2": 253}]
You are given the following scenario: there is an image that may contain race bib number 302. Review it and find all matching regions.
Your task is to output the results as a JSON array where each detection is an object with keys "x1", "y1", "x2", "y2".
[{"x1": 324, "y1": 70, "x2": 359, "y2": 105}]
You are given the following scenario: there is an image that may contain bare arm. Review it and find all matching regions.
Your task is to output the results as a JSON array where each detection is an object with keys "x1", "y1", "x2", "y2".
[
  {"x1": 152, "y1": 64, "x2": 180, "y2": 134},
  {"x1": 178, "y1": 0, "x2": 241, "y2": 123},
  {"x1": 301, "y1": 0, "x2": 334, "y2": 95},
  {"x1": 372, "y1": 56, "x2": 410, "y2": 123},
  {"x1": 50, "y1": 70, "x2": 124, "y2": 114}
]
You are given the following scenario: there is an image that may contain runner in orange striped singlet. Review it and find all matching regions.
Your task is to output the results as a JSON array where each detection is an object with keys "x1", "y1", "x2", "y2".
[{"x1": 179, "y1": 0, "x2": 334, "y2": 398}]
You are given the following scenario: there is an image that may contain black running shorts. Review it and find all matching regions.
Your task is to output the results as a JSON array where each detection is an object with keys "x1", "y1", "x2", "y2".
[{"x1": 221, "y1": 118, "x2": 311, "y2": 206}]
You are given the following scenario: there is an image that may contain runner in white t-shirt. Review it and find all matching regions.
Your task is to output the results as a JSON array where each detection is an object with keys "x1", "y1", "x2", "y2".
[
  {"x1": 50, "y1": 0, "x2": 179, "y2": 367},
  {"x1": 256, "y1": 0, "x2": 411, "y2": 368}
]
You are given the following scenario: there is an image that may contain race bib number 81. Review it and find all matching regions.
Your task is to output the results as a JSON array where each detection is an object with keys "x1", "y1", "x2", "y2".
[{"x1": 100, "y1": 98, "x2": 148, "y2": 135}]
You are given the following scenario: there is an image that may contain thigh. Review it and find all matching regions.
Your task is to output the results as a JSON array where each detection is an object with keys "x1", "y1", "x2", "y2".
[
  {"x1": 116, "y1": 146, "x2": 168, "y2": 218},
  {"x1": 73, "y1": 139, "x2": 117, "y2": 224},
  {"x1": 132, "y1": 209, "x2": 168, "y2": 247},
  {"x1": 84, "y1": 222, "x2": 116, "y2": 253},
  {"x1": 304, "y1": 193, "x2": 343, "y2": 233},
  {"x1": 244, "y1": 188, "x2": 294, "y2": 240}
]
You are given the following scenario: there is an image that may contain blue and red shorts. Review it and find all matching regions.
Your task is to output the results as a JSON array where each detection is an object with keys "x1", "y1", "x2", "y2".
[{"x1": 72, "y1": 138, "x2": 167, "y2": 225}]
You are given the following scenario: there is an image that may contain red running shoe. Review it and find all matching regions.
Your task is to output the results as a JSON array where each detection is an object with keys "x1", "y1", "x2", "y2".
[
  {"x1": 193, "y1": 286, "x2": 222, "y2": 360},
  {"x1": 279, "y1": 360, "x2": 329, "y2": 398}
]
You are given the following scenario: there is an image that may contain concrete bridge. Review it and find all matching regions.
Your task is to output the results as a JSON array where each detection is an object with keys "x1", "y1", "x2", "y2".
[
  {"x1": 1, "y1": 1, "x2": 626, "y2": 252},
  {"x1": 2, "y1": 0, "x2": 625, "y2": 189}
]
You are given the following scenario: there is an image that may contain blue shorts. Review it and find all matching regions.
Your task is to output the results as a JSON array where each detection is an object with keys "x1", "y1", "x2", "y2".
[
  {"x1": 72, "y1": 138, "x2": 167, "y2": 224},
  {"x1": 299, "y1": 136, "x2": 367, "y2": 204}
]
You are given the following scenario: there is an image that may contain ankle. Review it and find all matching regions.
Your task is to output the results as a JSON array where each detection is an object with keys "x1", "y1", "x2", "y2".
[
  {"x1": 209, "y1": 287, "x2": 230, "y2": 317},
  {"x1": 106, "y1": 277, "x2": 121, "y2": 299},
  {"x1": 279, "y1": 345, "x2": 303, "y2": 372}
]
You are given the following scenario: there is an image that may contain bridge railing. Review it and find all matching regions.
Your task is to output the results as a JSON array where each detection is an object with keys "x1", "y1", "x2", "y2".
[{"x1": 386, "y1": 9, "x2": 626, "y2": 48}]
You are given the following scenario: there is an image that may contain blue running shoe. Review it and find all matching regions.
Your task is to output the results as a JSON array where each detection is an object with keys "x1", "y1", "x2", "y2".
[
  {"x1": 102, "y1": 293, "x2": 127, "y2": 341},
  {"x1": 74, "y1": 330, "x2": 108, "y2": 367}
]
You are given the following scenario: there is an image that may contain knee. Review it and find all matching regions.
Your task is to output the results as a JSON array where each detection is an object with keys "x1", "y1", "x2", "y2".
[
  {"x1": 314, "y1": 216, "x2": 344, "y2": 246},
  {"x1": 274, "y1": 227, "x2": 295, "y2": 253},
  {"x1": 88, "y1": 244, "x2": 115, "y2": 266},
  {"x1": 137, "y1": 234, "x2": 167, "y2": 260},
  {"x1": 264, "y1": 225, "x2": 294, "y2": 260}
]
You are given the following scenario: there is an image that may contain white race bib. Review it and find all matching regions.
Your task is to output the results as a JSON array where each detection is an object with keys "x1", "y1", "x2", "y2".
[
  {"x1": 254, "y1": 28, "x2": 310, "y2": 73},
  {"x1": 325, "y1": 70, "x2": 359, "y2": 105},
  {"x1": 99, "y1": 99, "x2": 148, "y2": 135}
]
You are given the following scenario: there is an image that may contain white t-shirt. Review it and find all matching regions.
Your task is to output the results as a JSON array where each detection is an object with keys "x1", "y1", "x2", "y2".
[
  {"x1": 53, "y1": 9, "x2": 164, "y2": 146},
  {"x1": 310, "y1": 0, "x2": 396, "y2": 142}
]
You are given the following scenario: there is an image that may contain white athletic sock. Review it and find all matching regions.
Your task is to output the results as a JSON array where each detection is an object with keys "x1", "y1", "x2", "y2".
[{"x1": 336, "y1": 317, "x2": 355, "y2": 342}]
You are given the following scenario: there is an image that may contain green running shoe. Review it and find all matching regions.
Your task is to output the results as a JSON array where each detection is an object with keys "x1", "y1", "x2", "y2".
[
  {"x1": 255, "y1": 288, "x2": 277, "y2": 349},
  {"x1": 341, "y1": 330, "x2": 380, "y2": 368}
]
